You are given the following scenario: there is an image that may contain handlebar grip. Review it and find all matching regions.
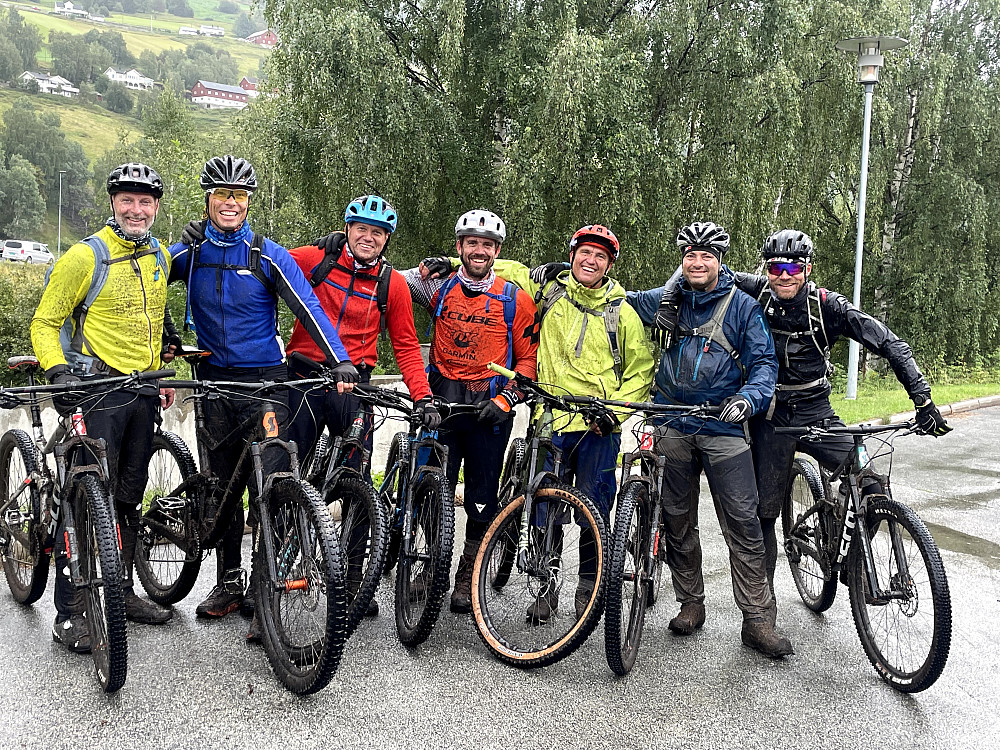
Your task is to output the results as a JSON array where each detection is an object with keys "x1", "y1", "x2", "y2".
[
  {"x1": 139, "y1": 369, "x2": 177, "y2": 381},
  {"x1": 487, "y1": 362, "x2": 517, "y2": 380},
  {"x1": 288, "y1": 351, "x2": 325, "y2": 374}
]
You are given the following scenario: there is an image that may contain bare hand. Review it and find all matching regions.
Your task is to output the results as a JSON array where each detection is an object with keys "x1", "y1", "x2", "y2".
[{"x1": 160, "y1": 387, "x2": 175, "y2": 410}]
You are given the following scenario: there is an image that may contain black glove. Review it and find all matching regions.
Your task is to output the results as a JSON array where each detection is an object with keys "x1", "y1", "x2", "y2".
[
  {"x1": 415, "y1": 397, "x2": 441, "y2": 429},
  {"x1": 719, "y1": 394, "x2": 753, "y2": 424},
  {"x1": 161, "y1": 332, "x2": 183, "y2": 360},
  {"x1": 478, "y1": 392, "x2": 516, "y2": 426},
  {"x1": 915, "y1": 399, "x2": 952, "y2": 437},
  {"x1": 588, "y1": 406, "x2": 620, "y2": 437},
  {"x1": 47, "y1": 366, "x2": 84, "y2": 414},
  {"x1": 529, "y1": 262, "x2": 570, "y2": 286},
  {"x1": 329, "y1": 360, "x2": 360, "y2": 386},
  {"x1": 651, "y1": 284, "x2": 681, "y2": 350},
  {"x1": 181, "y1": 219, "x2": 206, "y2": 246},
  {"x1": 421, "y1": 256, "x2": 452, "y2": 278},
  {"x1": 313, "y1": 231, "x2": 347, "y2": 256}
]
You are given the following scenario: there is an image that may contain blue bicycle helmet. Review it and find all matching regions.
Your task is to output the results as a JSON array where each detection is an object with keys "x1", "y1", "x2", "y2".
[{"x1": 344, "y1": 195, "x2": 398, "y2": 233}]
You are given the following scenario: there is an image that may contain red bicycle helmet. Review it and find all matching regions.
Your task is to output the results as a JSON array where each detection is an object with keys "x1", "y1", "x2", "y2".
[{"x1": 569, "y1": 224, "x2": 620, "y2": 262}]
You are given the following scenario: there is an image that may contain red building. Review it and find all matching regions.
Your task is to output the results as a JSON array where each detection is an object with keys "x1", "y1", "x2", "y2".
[
  {"x1": 190, "y1": 80, "x2": 249, "y2": 110},
  {"x1": 246, "y1": 29, "x2": 278, "y2": 48}
]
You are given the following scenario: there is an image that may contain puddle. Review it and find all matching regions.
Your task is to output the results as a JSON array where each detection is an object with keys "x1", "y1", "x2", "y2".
[{"x1": 923, "y1": 521, "x2": 1000, "y2": 570}]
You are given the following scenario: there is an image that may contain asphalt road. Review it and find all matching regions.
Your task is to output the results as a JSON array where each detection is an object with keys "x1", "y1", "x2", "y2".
[{"x1": 2, "y1": 407, "x2": 998, "y2": 750}]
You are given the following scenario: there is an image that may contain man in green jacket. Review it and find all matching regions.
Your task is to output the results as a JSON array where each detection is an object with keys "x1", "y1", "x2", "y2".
[{"x1": 422, "y1": 223, "x2": 654, "y2": 621}]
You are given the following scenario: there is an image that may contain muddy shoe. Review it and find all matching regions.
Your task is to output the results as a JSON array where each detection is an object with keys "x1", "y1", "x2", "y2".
[
  {"x1": 195, "y1": 583, "x2": 243, "y2": 618},
  {"x1": 125, "y1": 591, "x2": 172, "y2": 624},
  {"x1": 574, "y1": 579, "x2": 596, "y2": 620},
  {"x1": 741, "y1": 619, "x2": 794, "y2": 658},
  {"x1": 52, "y1": 615, "x2": 91, "y2": 654},
  {"x1": 668, "y1": 601, "x2": 706, "y2": 635}
]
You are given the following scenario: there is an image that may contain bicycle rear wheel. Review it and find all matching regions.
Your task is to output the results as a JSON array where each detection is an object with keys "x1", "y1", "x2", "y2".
[
  {"x1": 395, "y1": 469, "x2": 454, "y2": 647},
  {"x1": 136, "y1": 431, "x2": 201, "y2": 605},
  {"x1": 0, "y1": 429, "x2": 49, "y2": 604},
  {"x1": 74, "y1": 473, "x2": 128, "y2": 693},
  {"x1": 782, "y1": 457, "x2": 837, "y2": 612},
  {"x1": 326, "y1": 475, "x2": 387, "y2": 633},
  {"x1": 255, "y1": 479, "x2": 348, "y2": 695},
  {"x1": 472, "y1": 483, "x2": 607, "y2": 669},
  {"x1": 490, "y1": 438, "x2": 526, "y2": 590},
  {"x1": 846, "y1": 495, "x2": 951, "y2": 693},
  {"x1": 605, "y1": 479, "x2": 649, "y2": 675}
]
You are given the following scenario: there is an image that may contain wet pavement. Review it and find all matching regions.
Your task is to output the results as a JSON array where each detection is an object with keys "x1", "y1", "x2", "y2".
[{"x1": 1, "y1": 408, "x2": 998, "y2": 750}]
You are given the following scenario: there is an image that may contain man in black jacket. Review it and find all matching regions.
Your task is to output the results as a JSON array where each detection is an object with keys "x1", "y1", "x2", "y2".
[{"x1": 654, "y1": 229, "x2": 951, "y2": 597}]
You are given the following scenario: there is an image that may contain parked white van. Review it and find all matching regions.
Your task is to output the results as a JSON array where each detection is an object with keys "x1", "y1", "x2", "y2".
[{"x1": 0, "y1": 240, "x2": 54, "y2": 264}]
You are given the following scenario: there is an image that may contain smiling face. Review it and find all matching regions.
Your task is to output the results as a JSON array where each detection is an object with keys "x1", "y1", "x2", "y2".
[
  {"x1": 456, "y1": 235, "x2": 500, "y2": 279},
  {"x1": 767, "y1": 260, "x2": 811, "y2": 300},
  {"x1": 570, "y1": 243, "x2": 612, "y2": 288},
  {"x1": 111, "y1": 191, "x2": 159, "y2": 239},
  {"x1": 346, "y1": 221, "x2": 389, "y2": 264},
  {"x1": 206, "y1": 188, "x2": 250, "y2": 233},
  {"x1": 681, "y1": 250, "x2": 720, "y2": 291}
]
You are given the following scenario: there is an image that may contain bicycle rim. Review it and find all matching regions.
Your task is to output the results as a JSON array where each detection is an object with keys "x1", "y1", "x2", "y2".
[
  {"x1": 255, "y1": 480, "x2": 348, "y2": 695},
  {"x1": 0, "y1": 429, "x2": 49, "y2": 604},
  {"x1": 847, "y1": 496, "x2": 952, "y2": 693},
  {"x1": 472, "y1": 484, "x2": 607, "y2": 668},
  {"x1": 75, "y1": 474, "x2": 128, "y2": 693},
  {"x1": 605, "y1": 481, "x2": 648, "y2": 675},
  {"x1": 394, "y1": 470, "x2": 454, "y2": 647},
  {"x1": 782, "y1": 457, "x2": 837, "y2": 612},
  {"x1": 136, "y1": 431, "x2": 201, "y2": 605}
]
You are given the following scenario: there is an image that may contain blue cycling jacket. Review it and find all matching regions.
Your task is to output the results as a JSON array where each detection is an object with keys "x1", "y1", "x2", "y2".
[
  {"x1": 168, "y1": 222, "x2": 349, "y2": 369},
  {"x1": 628, "y1": 267, "x2": 777, "y2": 437}
]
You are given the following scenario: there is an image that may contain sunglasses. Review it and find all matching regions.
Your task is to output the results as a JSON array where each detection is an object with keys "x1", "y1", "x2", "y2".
[
  {"x1": 767, "y1": 261, "x2": 806, "y2": 276},
  {"x1": 208, "y1": 188, "x2": 250, "y2": 203}
]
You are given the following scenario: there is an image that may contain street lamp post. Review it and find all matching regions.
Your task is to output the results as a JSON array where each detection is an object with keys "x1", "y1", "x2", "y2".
[
  {"x1": 57, "y1": 170, "x2": 67, "y2": 256},
  {"x1": 835, "y1": 35, "x2": 908, "y2": 400}
]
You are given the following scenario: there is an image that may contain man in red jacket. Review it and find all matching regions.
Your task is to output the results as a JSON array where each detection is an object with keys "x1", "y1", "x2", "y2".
[{"x1": 286, "y1": 194, "x2": 438, "y2": 617}]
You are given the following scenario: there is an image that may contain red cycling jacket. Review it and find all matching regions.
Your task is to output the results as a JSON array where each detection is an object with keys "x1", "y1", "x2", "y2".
[{"x1": 286, "y1": 244, "x2": 431, "y2": 401}]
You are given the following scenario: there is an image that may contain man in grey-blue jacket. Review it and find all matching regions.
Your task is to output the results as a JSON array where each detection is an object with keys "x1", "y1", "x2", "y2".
[{"x1": 628, "y1": 221, "x2": 792, "y2": 658}]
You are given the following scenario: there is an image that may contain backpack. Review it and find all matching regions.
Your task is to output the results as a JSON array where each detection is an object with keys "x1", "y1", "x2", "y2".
[
  {"x1": 675, "y1": 285, "x2": 745, "y2": 379},
  {"x1": 534, "y1": 281, "x2": 625, "y2": 384},
  {"x1": 184, "y1": 231, "x2": 268, "y2": 331},
  {"x1": 44, "y1": 234, "x2": 166, "y2": 373},
  {"x1": 308, "y1": 234, "x2": 393, "y2": 340},
  {"x1": 429, "y1": 274, "x2": 518, "y2": 397}
]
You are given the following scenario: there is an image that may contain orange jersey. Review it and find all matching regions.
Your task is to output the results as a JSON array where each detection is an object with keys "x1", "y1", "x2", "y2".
[{"x1": 428, "y1": 274, "x2": 538, "y2": 384}]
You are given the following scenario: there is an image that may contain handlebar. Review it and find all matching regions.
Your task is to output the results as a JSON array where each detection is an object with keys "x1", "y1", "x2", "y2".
[
  {"x1": 0, "y1": 368, "x2": 176, "y2": 402},
  {"x1": 774, "y1": 420, "x2": 917, "y2": 437}
]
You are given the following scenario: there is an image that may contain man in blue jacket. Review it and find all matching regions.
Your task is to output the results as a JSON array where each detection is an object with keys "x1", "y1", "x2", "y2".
[
  {"x1": 170, "y1": 155, "x2": 358, "y2": 621},
  {"x1": 628, "y1": 221, "x2": 792, "y2": 658}
]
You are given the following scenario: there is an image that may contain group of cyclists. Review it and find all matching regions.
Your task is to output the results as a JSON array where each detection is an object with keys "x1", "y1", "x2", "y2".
[{"x1": 25, "y1": 154, "x2": 952, "y2": 664}]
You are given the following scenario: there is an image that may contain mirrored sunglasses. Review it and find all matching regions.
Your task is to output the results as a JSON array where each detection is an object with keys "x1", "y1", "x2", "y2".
[{"x1": 767, "y1": 261, "x2": 805, "y2": 276}]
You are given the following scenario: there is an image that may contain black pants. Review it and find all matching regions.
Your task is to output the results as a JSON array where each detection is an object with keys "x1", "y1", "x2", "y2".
[
  {"x1": 198, "y1": 362, "x2": 289, "y2": 582},
  {"x1": 54, "y1": 389, "x2": 159, "y2": 619}
]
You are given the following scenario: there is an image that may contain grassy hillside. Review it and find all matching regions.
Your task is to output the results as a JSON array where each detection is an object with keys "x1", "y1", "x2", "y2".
[{"x1": 17, "y1": 6, "x2": 269, "y2": 79}]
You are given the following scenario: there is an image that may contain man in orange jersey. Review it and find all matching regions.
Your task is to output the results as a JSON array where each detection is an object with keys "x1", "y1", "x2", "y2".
[{"x1": 404, "y1": 209, "x2": 538, "y2": 614}]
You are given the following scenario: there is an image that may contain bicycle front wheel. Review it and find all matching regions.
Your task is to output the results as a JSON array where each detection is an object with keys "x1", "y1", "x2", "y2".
[
  {"x1": 255, "y1": 479, "x2": 348, "y2": 695},
  {"x1": 0, "y1": 429, "x2": 49, "y2": 604},
  {"x1": 327, "y1": 475, "x2": 387, "y2": 633},
  {"x1": 782, "y1": 457, "x2": 837, "y2": 612},
  {"x1": 394, "y1": 469, "x2": 454, "y2": 647},
  {"x1": 381, "y1": 432, "x2": 409, "y2": 574},
  {"x1": 136, "y1": 431, "x2": 201, "y2": 605},
  {"x1": 74, "y1": 474, "x2": 128, "y2": 693},
  {"x1": 472, "y1": 483, "x2": 607, "y2": 669},
  {"x1": 846, "y1": 495, "x2": 952, "y2": 693},
  {"x1": 605, "y1": 479, "x2": 649, "y2": 675}
]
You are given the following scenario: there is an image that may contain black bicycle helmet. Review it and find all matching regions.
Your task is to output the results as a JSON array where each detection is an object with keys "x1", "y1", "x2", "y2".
[
  {"x1": 761, "y1": 229, "x2": 814, "y2": 261},
  {"x1": 107, "y1": 163, "x2": 164, "y2": 199},
  {"x1": 676, "y1": 221, "x2": 730, "y2": 256},
  {"x1": 199, "y1": 155, "x2": 258, "y2": 192}
]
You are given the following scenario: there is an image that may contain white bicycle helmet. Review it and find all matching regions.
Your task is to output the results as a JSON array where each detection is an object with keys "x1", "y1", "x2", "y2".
[{"x1": 455, "y1": 209, "x2": 506, "y2": 243}]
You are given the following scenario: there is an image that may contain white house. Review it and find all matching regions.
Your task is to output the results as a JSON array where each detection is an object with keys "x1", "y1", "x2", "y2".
[
  {"x1": 20, "y1": 71, "x2": 80, "y2": 98},
  {"x1": 104, "y1": 67, "x2": 154, "y2": 91},
  {"x1": 190, "y1": 80, "x2": 249, "y2": 110},
  {"x1": 179, "y1": 26, "x2": 199, "y2": 36},
  {"x1": 53, "y1": 1, "x2": 90, "y2": 18},
  {"x1": 199, "y1": 24, "x2": 225, "y2": 37}
]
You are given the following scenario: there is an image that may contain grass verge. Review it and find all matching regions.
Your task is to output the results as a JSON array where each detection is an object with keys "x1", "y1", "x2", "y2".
[{"x1": 831, "y1": 382, "x2": 1000, "y2": 425}]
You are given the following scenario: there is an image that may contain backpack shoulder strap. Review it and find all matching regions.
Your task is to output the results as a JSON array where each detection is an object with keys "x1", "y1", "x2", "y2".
[
  {"x1": 535, "y1": 280, "x2": 567, "y2": 323},
  {"x1": 501, "y1": 281, "x2": 517, "y2": 369},
  {"x1": 308, "y1": 234, "x2": 348, "y2": 288},
  {"x1": 689, "y1": 286, "x2": 743, "y2": 377},
  {"x1": 604, "y1": 297, "x2": 624, "y2": 383},
  {"x1": 376, "y1": 260, "x2": 393, "y2": 338},
  {"x1": 249, "y1": 232, "x2": 274, "y2": 293}
]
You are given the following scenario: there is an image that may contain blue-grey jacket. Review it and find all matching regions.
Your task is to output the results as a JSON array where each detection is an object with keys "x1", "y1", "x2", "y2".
[{"x1": 627, "y1": 267, "x2": 777, "y2": 437}]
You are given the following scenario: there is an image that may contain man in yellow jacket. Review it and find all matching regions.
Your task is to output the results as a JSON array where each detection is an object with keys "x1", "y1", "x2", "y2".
[
  {"x1": 31, "y1": 163, "x2": 174, "y2": 652},
  {"x1": 422, "y1": 224, "x2": 654, "y2": 621}
]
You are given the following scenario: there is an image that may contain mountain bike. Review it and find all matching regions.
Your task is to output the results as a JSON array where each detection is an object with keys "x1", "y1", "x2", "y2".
[
  {"x1": 601, "y1": 401, "x2": 720, "y2": 676},
  {"x1": 0, "y1": 355, "x2": 173, "y2": 692},
  {"x1": 376, "y1": 392, "x2": 479, "y2": 647},
  {"x1": 470, "y1": 363, "x2": 609, "y2": 668},
  {"x1": 137, "y1": 350, "x2": 348, "y2": 695},
  {"x1": 776, "y1": 420, "x2": 952, "y2": 693}
]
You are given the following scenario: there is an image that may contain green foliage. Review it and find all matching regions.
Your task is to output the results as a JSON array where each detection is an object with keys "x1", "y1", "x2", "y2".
[
  {"x1": 49, "y1": 30, "x2": 114, "y2": 84},
  {"x1": 103, "y1": 82, "x2": 134, "y2": 114},
  {"x1": 166, "y1": 0, "x2": 195, "y2": 18},
  {"x1": 0, "y1": 263, "x2": 46, "y2": 385},
  {"x1": 233, "y1": 11, "x2": 259, "y2": 39},
  {"x1": 0, "y1": 8, "x2": 43, "y2": 76},
  {"x1": 0, "y1": 155, "x2": 46, "y2": 238},
  {"x1": 142, "y1": 41, "x2": 240, "y2": 90},
  {"x1": 84, "y1": 29, "x2": 137, "y2": 68},
  {"x1": 218, "y1": 0, "x2": 239, "y2": 14}
]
